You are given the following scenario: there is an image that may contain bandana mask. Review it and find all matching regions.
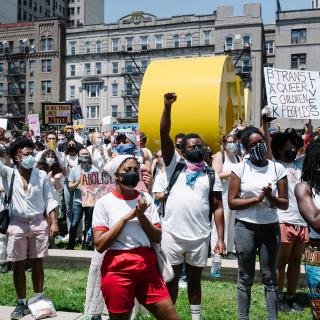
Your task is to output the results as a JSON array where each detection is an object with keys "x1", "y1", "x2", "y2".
[{"x1": 250, "y1": 143, "x2": 267, "y2": 161}]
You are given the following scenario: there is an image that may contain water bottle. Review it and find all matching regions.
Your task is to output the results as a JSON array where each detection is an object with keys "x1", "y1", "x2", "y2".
[{"x1": 209, "y1": 253, "x2": 222, "y2": 278}]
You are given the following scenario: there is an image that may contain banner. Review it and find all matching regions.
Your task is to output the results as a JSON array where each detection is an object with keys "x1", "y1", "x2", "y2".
[
  {"x1": 111, "y1": 123, "x2": 140, "y2": 153},
  {"x1": 28, "y1": 114, "x2": 40, "y2": 137},
  {"x1": 42, "y1": 103, "x2": 73, "y2": 126},
  {"x1": 81, "y1": 171, "x2": 114, "y2": 207},
  {"x1": 264, "y1": 67, "x2": 320, "y2": 119},
  {"x1": 0, "y1": 118, "x2": 7, "y2": 130}
]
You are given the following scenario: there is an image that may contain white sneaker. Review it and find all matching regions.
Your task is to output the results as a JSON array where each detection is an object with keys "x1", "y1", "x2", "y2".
[{"x1": 178, "y1": 278, "x2": 187, "y2": 289}]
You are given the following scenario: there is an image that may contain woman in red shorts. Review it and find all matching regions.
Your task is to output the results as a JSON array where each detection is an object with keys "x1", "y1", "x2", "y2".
[{"x1": 93, "y1": 154, "x2": 178, "y2": 320}]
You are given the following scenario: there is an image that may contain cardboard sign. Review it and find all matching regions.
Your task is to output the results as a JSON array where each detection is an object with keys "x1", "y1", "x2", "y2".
[
  {"x1": 28, "y1": 114, "x2": 40, "y2": 136},
  {"x1": 68, "y1": 99, "x2": 83, "y2": 120},
  {"x1": 42, "y1": 103, "x2": 73, "y2": 126},
  {"x1": 81, "y1": 171, "x2": 114, "y2": 207},
  {"x1": 111, "y1": 123, "x2": 140, "y2": 153},
  {"x1": 264, "y1": 67, "x2": 320, "y2": 119}
]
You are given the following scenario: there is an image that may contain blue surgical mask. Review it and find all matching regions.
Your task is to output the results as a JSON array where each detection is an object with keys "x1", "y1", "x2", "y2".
[
  {"x1": 116, "y1": 143, "x2": 136, "y2": 155},
  {"x1": 226, "y1": 143, "x2": 237, "y2": 153},
  {"x1": 21, "y1": 155, "x2": 35, "y2": 169}
]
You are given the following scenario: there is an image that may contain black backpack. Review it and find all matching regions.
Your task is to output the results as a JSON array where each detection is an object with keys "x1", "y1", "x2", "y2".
[{"x1": 162, "y1": 160, "x2": 215, "y2": 220}]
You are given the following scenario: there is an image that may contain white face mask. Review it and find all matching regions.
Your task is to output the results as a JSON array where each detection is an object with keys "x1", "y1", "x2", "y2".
[
  {"x1": 21, "y1": 155, "x2": 35, "y2": 169},
  {"x1": 46, "y1": 157, "x2": 55, "y2": 166},
  {"x1": 94, "y1": 138, "x2": 102, "y2": 145}
]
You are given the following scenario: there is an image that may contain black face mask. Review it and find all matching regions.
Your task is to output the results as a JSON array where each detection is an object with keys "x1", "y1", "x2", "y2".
[
  {"x1": 117, "y1": 171, "x2": 140, "y2": 188},
  {"x1": 175, "y1": 143, "x2": 182, "y2": 150},
  {"x1": 104, "y1": 138, "x2": 111, "y2": 145},
  {"x1": 68, "y1": 145, "x2": 77, "y2": 152},
  {"x1": 184, "y1": 148, "x2": 205, "y2": 163},
  {"x1": 66, "y1": 133, "x2": 74, "y2": 140},
  {"x1": 284, "y1": 150, "x2": 297, "y2": 162}
]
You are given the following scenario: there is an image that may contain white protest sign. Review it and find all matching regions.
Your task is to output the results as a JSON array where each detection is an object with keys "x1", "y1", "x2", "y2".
[
  {"x1": 0, "y1": 118, "x2": 7, "y2": 130},
  {"x1": 28, "y1": 114, "x2": 41, "y2": 136},
  {"x1": 264, "y1": 67, "x2": 320, "y2": 119}
]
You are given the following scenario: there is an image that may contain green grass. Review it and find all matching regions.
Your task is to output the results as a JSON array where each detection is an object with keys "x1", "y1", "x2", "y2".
[{"x1": 0, "y1": 268, "x2": 312, "y2": 319}]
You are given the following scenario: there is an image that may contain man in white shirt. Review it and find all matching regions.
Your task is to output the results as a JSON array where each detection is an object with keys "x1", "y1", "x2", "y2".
[
  {"x1": 160, "y1": 93, "x2": 225, "y2": 320},
  {"x1": 4, "y1": 138, "x2": 58, "y2": 320}
]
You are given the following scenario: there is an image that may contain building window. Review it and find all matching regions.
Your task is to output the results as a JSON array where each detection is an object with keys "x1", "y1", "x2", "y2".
[
  {"x1": 70, "y1": 64, "x2": 75, "y2": 76},
  {"x1": 243, "y1": 35, "x2": 251, "y2": 46},
  {"x1": 203, "y1": 31, "x2": 211, "y2": 46},
  {"x1": 19, "y1": 61, "x2": 26, "y2": 73},
  {"x1": 29, "y1": 60, "x2": 35, "y2": 77},
  {"x1": 126, "y1": 37, "x2": 133, "y2": 51},
  {"x1": 19, "y1": 82, "x2": 26, "y2": 95},
  {"x1": 41, "y1": 59, "x2": 52, "y2": 73},
  {"x1": 19, "y1": 40, "x2": 25, "y2": 53},
  {"x1": 0, "y1": 42, "x2": 4, "y2": 54},
  {"x1": 140, "y1": 36, "x2": 148, "y2": 51},
  {"x1": 85, "y1": 41, "x2": 91, "y2": 54},
  {"x1": 291, "y1": 29, "x2": 306, "y2": 44},
  {"x1": 28, "y1": 102, "x2": 34, "y2": 113},
  {"x1": 86, "y1": 106, "x2": 99, "y2": 119},
  {"x1": 125, "y1": 105, "x2": 132, "y2": 118},
  {"x1": 96, "y1": 62, "x2": 101, "y2": 75},
  {"x1": 28, "y1": 81, "x2": 34, "y2": 96},
  {"x1": 112, "y1": 83, "x2": 118, "y2": 96},
  {"x1": 265, "y1": 41, "x2": 274, "y2": 55},
  {"x1": 28, "y1": 0, "x2": 32, "y2": 8},
  {"x1": 242, "y1": 59, "x2": 252, "y2": 73},
  {"x1": 112, "y1": 62, "x2": 118, "y2": 74},
  {"x1": 125, "y1": 61, "x2": 133, "y2": 73},
  {"x1": 41, "y1": 80, "x2": 52, "y2": 94},
  {"x1": 112, "y1": 105, "x2": 118, "y2": 117},
  {"x1": 112, "y1": 38, "x2": 119, "y2": 52},
  {"x1": 70, "y1": 7, "x2": 75, "y2": 15},
  {"x1": 173, "y1": 34, "x2": 179, "y2": 48},
  {"x1": 40, "y1": 35, "x2": 54, "y2": 51},
  {"x1": 96, "y1": 41, "x2": 101, "y2": 53},
  {"x1": 141, "y1": 60, "x2": 148, "y2": 72},
  {"x1": 126, "y1": 82, "x2": 133, "y2": 96},
  {"x1": 0, "y1": 83, "x2": 3, "y2": 96},
  {"x1": 186, "y1": 33, "x2": 192, "y2": 47},
  {"x1": 86, "y1": 84, "x2": 100, "y2": 98},
  {"x1": 155, "y1": 35, "x2": 163, "y2": 49},
  {"x1": 264, "y1": 63, "x2": 274, "y2": 68},
  {"x1": 29, "y1": 39, "x2": 35, "y2": 53},
  {"x1": 225, "y1": 36, "x2": 233, "y2": 50},
  {"x1": 70, "y1": 85, "x2": 75, "y2": 98},
  {"x1": 0, "y1": 63, "x2": 3, "y2": 73},
  {"x1": 69, "y1": 41, "x2": 76, "y2": 55},
  {"x1": 84, "y1": 63, "x2": 91, "y2": 75},
  {"x1": 77, "y1": 7, "x2": 80, "y2": 14},
  {"x1": 291, "y1": 54, "x2": 306, "y2": 69}
]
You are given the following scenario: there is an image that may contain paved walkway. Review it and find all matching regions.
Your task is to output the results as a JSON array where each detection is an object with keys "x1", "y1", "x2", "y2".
[{"x1": 0, "y1": 306, "x2": 110, "y2": 320}]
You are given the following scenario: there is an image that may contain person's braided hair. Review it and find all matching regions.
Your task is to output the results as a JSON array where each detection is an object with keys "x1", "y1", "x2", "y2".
[{"x1": 301, "y1": 139, "x2": 320, "y2": 193}]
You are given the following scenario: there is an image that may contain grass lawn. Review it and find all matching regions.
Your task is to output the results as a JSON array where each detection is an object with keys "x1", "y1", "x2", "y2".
[{"x1": 0, "y1": 268, "x2": 312, "y2": 319}]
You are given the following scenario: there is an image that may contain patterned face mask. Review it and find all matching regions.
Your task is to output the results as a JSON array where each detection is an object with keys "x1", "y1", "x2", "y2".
[{"x1": 249, "y1": 142, "x2": 267, "y2": 161}]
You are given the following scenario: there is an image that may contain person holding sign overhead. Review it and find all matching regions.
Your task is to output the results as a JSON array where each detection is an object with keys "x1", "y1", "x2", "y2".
[{"x1": 67, "y1": 148, "x2": 98, "y2": 250}]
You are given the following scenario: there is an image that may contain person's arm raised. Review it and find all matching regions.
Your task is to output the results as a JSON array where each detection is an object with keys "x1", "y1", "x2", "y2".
[{"x1": 160, "y1": 93, "x2": 177, "y2": 166}]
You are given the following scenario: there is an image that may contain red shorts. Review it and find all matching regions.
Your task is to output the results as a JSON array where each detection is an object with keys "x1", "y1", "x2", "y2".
[
  {"x1": 100, "y1": 247, "x2": 170, "y2": 314},
  {"x1": 280, "y1": 223, "x2": 309, "y2": 244}
]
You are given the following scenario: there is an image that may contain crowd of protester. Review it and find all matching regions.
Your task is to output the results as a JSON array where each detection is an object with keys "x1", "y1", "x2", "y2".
[{"x1": 0, "y1": 94, "x2": 320, "y2": 320}]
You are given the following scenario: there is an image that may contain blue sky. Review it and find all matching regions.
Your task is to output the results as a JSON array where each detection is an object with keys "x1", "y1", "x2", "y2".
[{"x1": 105, "y1": 0, "x2": 311, "y2": 24}]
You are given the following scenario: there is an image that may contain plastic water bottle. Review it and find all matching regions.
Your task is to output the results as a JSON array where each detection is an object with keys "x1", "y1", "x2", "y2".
[{"x1": 209, "y1": 253, "x2": 222, "y2": 278}]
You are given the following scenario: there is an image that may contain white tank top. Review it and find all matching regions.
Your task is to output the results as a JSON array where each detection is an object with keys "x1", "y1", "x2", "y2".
[
  {"x1": 310, "y1": 192, "x2": 320, "y2": 239},
  {"x1": 221, "y1": 151, "x2": 239, "y2": 195}
]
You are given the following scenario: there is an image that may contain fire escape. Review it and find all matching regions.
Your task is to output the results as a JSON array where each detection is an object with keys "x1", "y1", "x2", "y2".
[{"x1": 1, "y1": 42, "x2": 27, "y2": 128}]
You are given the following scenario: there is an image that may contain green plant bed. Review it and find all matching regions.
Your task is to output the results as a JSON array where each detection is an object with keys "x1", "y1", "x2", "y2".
[{"x1": 0, "y1": 268, "x2": 312, "y2": 319}]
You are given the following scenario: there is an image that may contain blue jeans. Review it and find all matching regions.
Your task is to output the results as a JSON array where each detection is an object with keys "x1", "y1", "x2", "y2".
[
  {"x1": 235, "y1": 219, "x2": 280, "y2": 320},
  {"x1": 67, "y1": 201, "x2": 93, "y2": 250}
]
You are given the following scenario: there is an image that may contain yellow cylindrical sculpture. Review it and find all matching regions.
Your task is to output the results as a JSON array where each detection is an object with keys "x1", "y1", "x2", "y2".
[{"x1": 138, "y1": 56, "x2": 244, "y2": 153}]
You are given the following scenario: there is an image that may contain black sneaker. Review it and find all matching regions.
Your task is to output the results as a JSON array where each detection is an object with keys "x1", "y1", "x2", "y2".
[
  {"x1": 286, "y1": 297, "x2": 304, "y2": 312},
  {"x1": 279, "y1": 295, "x2": 292, "y2": 312},
  {"x1": 11, "y1": 301, "x2": 31, "y2": 320},
  {"x1": 0, "y1": 262, "x2": 12, "y2": 273}
]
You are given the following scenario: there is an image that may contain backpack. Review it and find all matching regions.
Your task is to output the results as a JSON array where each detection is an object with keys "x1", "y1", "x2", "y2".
[{"x1": 162, "y1": 160, "x2": 215, "y2": 220}]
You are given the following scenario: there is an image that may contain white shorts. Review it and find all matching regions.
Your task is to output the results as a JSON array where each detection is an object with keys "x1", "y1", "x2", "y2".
[{"x1": 161, "y1": 230, "x2": 209, "y2": 267}]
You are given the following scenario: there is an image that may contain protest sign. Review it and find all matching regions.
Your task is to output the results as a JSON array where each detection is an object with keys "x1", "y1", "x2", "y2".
[
  {"x1": 0, "y1": 118, "x2": 7, "y2": 130},
  {"x1": 81, "y1": 171, "x2": 114, "y2": 207},
  {"x1": 264, "y1": 67, "x2": 320, "y2": 119},
  {"x1": 42, "y1": 103, "x2": 73, "y2": 126},
  {"x1": 28, "y1": 114, "x2": 40, "y2": 136},
  {"x1": 111, "y1": 123, "x2": 140, "y2": 153}
]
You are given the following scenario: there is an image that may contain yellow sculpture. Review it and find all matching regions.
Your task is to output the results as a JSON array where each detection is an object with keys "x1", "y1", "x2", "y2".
[{"x1": 138, "y1": 56, "x2": 245, "y2": 152}]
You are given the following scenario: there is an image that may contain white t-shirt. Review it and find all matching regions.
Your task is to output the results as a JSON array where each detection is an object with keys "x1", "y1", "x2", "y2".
[
  {"x1": 162, "y1": 152, "x2": 223, "y2": 241},
  {"x1": 87, "y1": 144, "x2": 110, "y2": 170},
  {"x1": 152, "y1": 171, "x2": 168, "y2": 194},
  {"x1": 277, "y1": 160, "x2": 307, "y2": 226},
  {"x1": 92, "y1": 190, "x2": 160, "y2": 250},
  {"x1": 232, "y1": 160, "x2": 287, "y2": 224},
  {"x1": 65, "y1": 154, "x2": 78, "y2": 177}
]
